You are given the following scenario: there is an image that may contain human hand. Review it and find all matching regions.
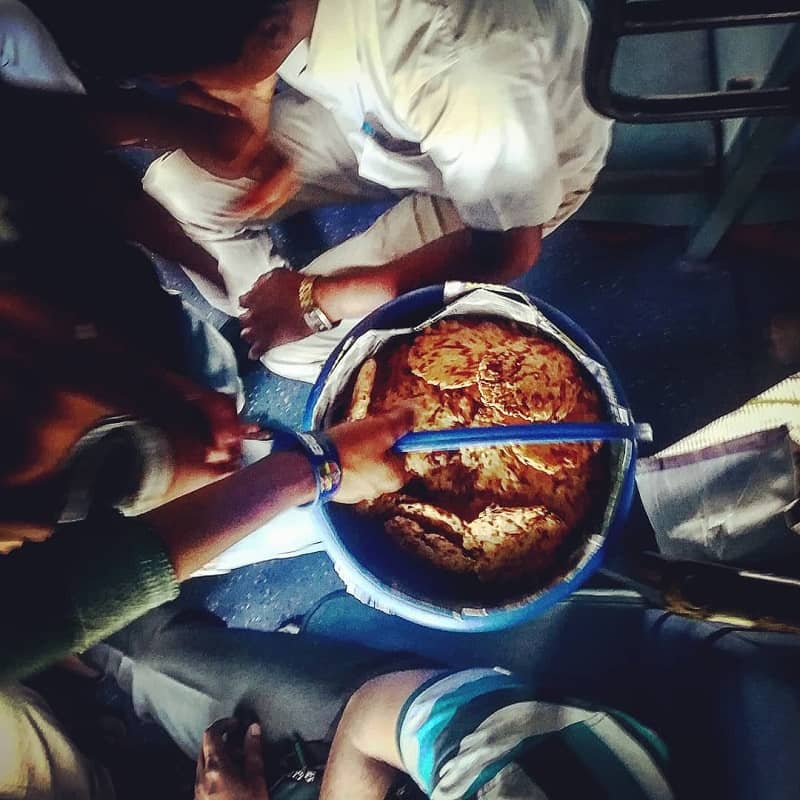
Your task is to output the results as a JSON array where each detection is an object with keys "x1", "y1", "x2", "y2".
[
  {"x1": 179, "y1": 104, "x2": 298, "y2": 219},
  {"x1": 0, "y1": 289, "x2": 251, "y2": 503},
  {"x1": 178, "y1": 75, "x2": 277, "y2": 133},
  {"x1": 149, "y1": 389, "x2": 259, "y2": 503},
  {"x1": 145, "y1": 373, "x2": 246, "y2": 466},
  {"x1": 176, "y1": 83, "x2": 243, "y2": 119},
  {"x1": 195, "y1": 719, "x2": 269, "y2": 800},
  {"x1": 239, "y1": 269, "x2": 315, "y2": 360},
  {"x1": 180, "y1": 75, "x2": 299, "y2": 220},
  {"x1": 327, "y1": 406, "x2": 415, "y2": 504}
]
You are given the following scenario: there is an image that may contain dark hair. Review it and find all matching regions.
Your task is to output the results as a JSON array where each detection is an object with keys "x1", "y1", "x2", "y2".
[{"x1": 26, "y1": 0, "x2": 287, "y2": 81}]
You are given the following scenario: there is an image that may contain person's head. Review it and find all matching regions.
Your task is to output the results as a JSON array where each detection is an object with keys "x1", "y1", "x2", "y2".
[
  {"x1": 27, "y1": 0, "x2": 314, "y2": 90},
  {"x1": 0, "y1": 288, "x2": 110, "y2": 547},
  {"x1": 0, "y1": 256, "x2": 241, "y2": 548}
]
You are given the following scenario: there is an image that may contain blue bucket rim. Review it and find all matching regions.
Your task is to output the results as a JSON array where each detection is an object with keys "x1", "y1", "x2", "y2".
[{"x1": 304, "y1": 284, "x2": 637, "y2": 631}]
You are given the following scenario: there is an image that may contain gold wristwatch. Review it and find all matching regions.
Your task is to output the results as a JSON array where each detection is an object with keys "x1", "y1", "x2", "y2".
[{"x1": 298, "y1": 276, "x2": 334, "y2": 333}]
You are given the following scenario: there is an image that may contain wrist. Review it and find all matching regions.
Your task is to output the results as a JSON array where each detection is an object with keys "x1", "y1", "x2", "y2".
[{"x1": 270, "y1": 429, "x2": 342, "y2": 505}]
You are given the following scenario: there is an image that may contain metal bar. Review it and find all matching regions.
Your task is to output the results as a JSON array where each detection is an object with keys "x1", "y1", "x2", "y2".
[
  {"x1": 686, "y1": 23, "x2": 800, "y2": 258},
  {"x1": 584, "y1": 0, "x2": 623, "y2": 119},
  {"x1": 706, "y1": 26, "x2": 725, "y2": 183},
  {"x1": 607, "y1": 86, "x2": 797, "y2": 123},
  {"x1": 584, "y1": 0, "x2": 800, "y2": 122},
  {"x1": 624, "y1": 0, "x2": 800, "y2": 35},
  {"x1": 685, "y1": 116, "x2": 798, "y2": 259}
]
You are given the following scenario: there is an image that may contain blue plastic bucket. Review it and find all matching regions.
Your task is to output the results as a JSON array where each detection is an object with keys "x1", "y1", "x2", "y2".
[{"x1": 304, "y1": 285, "x2": 637, "y2": 631}]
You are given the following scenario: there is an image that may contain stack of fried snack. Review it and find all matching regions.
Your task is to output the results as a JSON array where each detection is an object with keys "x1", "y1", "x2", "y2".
[{"x1": 346, "y1": 318, "x2": 606, "y2": 583}]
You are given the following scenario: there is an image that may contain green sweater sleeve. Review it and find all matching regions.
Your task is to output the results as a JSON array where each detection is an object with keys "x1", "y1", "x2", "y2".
[{"x1": 0, "y1": 509, "x2": 179, "y2": 682}]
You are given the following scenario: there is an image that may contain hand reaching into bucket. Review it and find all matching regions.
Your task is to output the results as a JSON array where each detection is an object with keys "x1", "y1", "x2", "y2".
[{"x1": 328, "y1": 406, "x2": 415, "y2": 504}]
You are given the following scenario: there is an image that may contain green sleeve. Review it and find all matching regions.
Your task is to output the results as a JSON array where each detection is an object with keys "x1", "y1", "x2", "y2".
[{"x1": 0, "y1": 509, "x2": 179, "y2": 682}]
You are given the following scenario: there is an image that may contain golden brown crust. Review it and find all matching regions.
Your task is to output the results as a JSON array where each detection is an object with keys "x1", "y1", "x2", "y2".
[
  {"x1": 468, "y1": 505, "x2": 568, "y2": 582},
  {"x1": 351, "y1": 318, "x2": 605, "y2": 584},
  {"x1": 392, "y1": 501, "x2": 467, "y2": 542},
  {"x1": 477, "y1": 338, "x2": 582, "y2": 422},
  {"x1": 407, "y1": 319, "x2": 509, "y2": 389},
  {"x1": 346, "y1": 357, "x2": 377, "y2": 421},
  {"x1": 470, "y1": 405, "x2": 601, "y2": 476},
  {"x1": 385, "y1": 516, "x2": 477, "y2": 574}
]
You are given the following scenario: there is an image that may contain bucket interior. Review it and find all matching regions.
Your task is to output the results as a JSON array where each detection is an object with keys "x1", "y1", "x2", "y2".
[{"x1": 307, "y1": 286, "x2": 636, "y2": 623}]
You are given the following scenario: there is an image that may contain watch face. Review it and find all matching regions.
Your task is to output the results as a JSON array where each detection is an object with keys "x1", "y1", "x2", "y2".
[
  {"x1": 304, "y1": 307, "x2": 333, "y2": 333},
  {"x1": 304, "y1": 310, "x2": 322, "y2": 332}
]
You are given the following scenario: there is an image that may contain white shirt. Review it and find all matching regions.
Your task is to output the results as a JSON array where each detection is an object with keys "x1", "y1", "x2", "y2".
[
  {"x1": 278, "y1": 0, "x2": 611, "y2": 231},
  {"x1": 0, "y1": 0, "x2": 85, "y2": 92}
]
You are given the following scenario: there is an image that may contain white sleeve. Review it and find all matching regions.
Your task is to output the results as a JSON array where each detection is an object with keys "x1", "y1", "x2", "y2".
[{"x1": 407, "y1": 39, "x2": 562, "y2": 231}]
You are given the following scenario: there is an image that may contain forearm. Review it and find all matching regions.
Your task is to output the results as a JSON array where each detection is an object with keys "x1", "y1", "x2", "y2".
[
  {"x1": 0, "y1": 513, "x2": 178, "y2": 682},
  {"x1": 1, "y1": 83, "x2": 241, "y2": 154},
  {"x1": 314, "y1": 225, "x2": 542, "y2": 323},
  {"x1": 145, "y1": 451, "x2": 315, "y2": 580},
  {"x1": 1, "y1": 444, "x2": 317, "y2": 680}
]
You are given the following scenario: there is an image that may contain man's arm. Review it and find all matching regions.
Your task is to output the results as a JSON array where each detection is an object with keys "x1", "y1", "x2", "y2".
[
  {"x1": 239, "y1": 225, "x2": 542, "y2": 359},
  {"x1": 0, "y1": 408, "x2": 414, "y2": 681},
  {"x1": 2, "y1": 82, "x2": 294, "y2": 192},
  {"x1": 315, "y1": 225, "x2": 543, "y2": 323},
  {"x1": 120, "y1": 192, "x2": 224, "y2": 290},
  {"x1": 1, "y1": 82, "x2": 228, "y2": 151},
  {"x1": 145, "y1": 449, "x2": 314, "y2": 580},
  {"x1": 0, "y1": 84, "x2": 281, "y2": 291},
  {"x1": 145, "y1": 406, "x2": 414, "y2": 579},
  {"x1": 321, "y1": 670, "x2": 440, "y2": 800}
]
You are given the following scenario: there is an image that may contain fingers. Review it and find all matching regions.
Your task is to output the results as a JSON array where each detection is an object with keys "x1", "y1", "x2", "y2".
[
  {"x1": 328, "y1": 405, "x2": 416, "y2": 459},
  {"x1": 239, "y1": 270, "x2": 276, "y2": 309},
  {"x1": 230, "y1": 167, "x2": 299, "y2": 218},
  {"x1": 371, "y1": 405, "x2": 417, "y2": 450},
  {"x1": 334, "y1": 454, "x2": 407, "y2": 505},
  {"x1": 178, "y1": 83, "x2": 241, "y2": 117},
  {"x1": 202, "y1": 718, "x2": 237, "y2": 769},
  {"x1": 239, "y1": 327, "x2": 268, "y2": 360},
  {"x1": 204, "y1": 448, "x2": 241, "y2": 469},
  {"x1": 199, "y1": 393, "x2": 243, "y2": 465},
  {"x1": 240, "y1": 421, "x2": 265, "y2": 439},
  {"x1": 238, "y1": 273, "x2": 271, "y2": 358},
  {"x1": 195, "y1": 743, "x2": 205, "y2": 787},
  {"x1": 248, "y1": 343, "x2": 267, "y2": 361},
  {"x1": 243, "y1": 723, "x2": 268, "y2": 795},
  {"x1": 384, "y1": 450, "x2": 409, "y2": 487},
  {"x1": 368, "y1": 456, "x2": 408, "y2": 498}
]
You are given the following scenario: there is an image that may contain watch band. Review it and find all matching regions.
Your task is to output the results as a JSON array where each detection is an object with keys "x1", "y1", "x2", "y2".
[
  {"x1": 299, "y1": 276, "x2": 334, "y2": 333},
  {"x1": 271, "y1": 427, "x2": 342, "y2": 504}
]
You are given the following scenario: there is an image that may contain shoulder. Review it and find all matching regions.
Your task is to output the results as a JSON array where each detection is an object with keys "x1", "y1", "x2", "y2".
[
  {"x1": 385, "y1": 0, "x2": 583, "y2": 118},
  {"x1": 377, "y1": 0, "x2": 581, "y2": 57}
]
